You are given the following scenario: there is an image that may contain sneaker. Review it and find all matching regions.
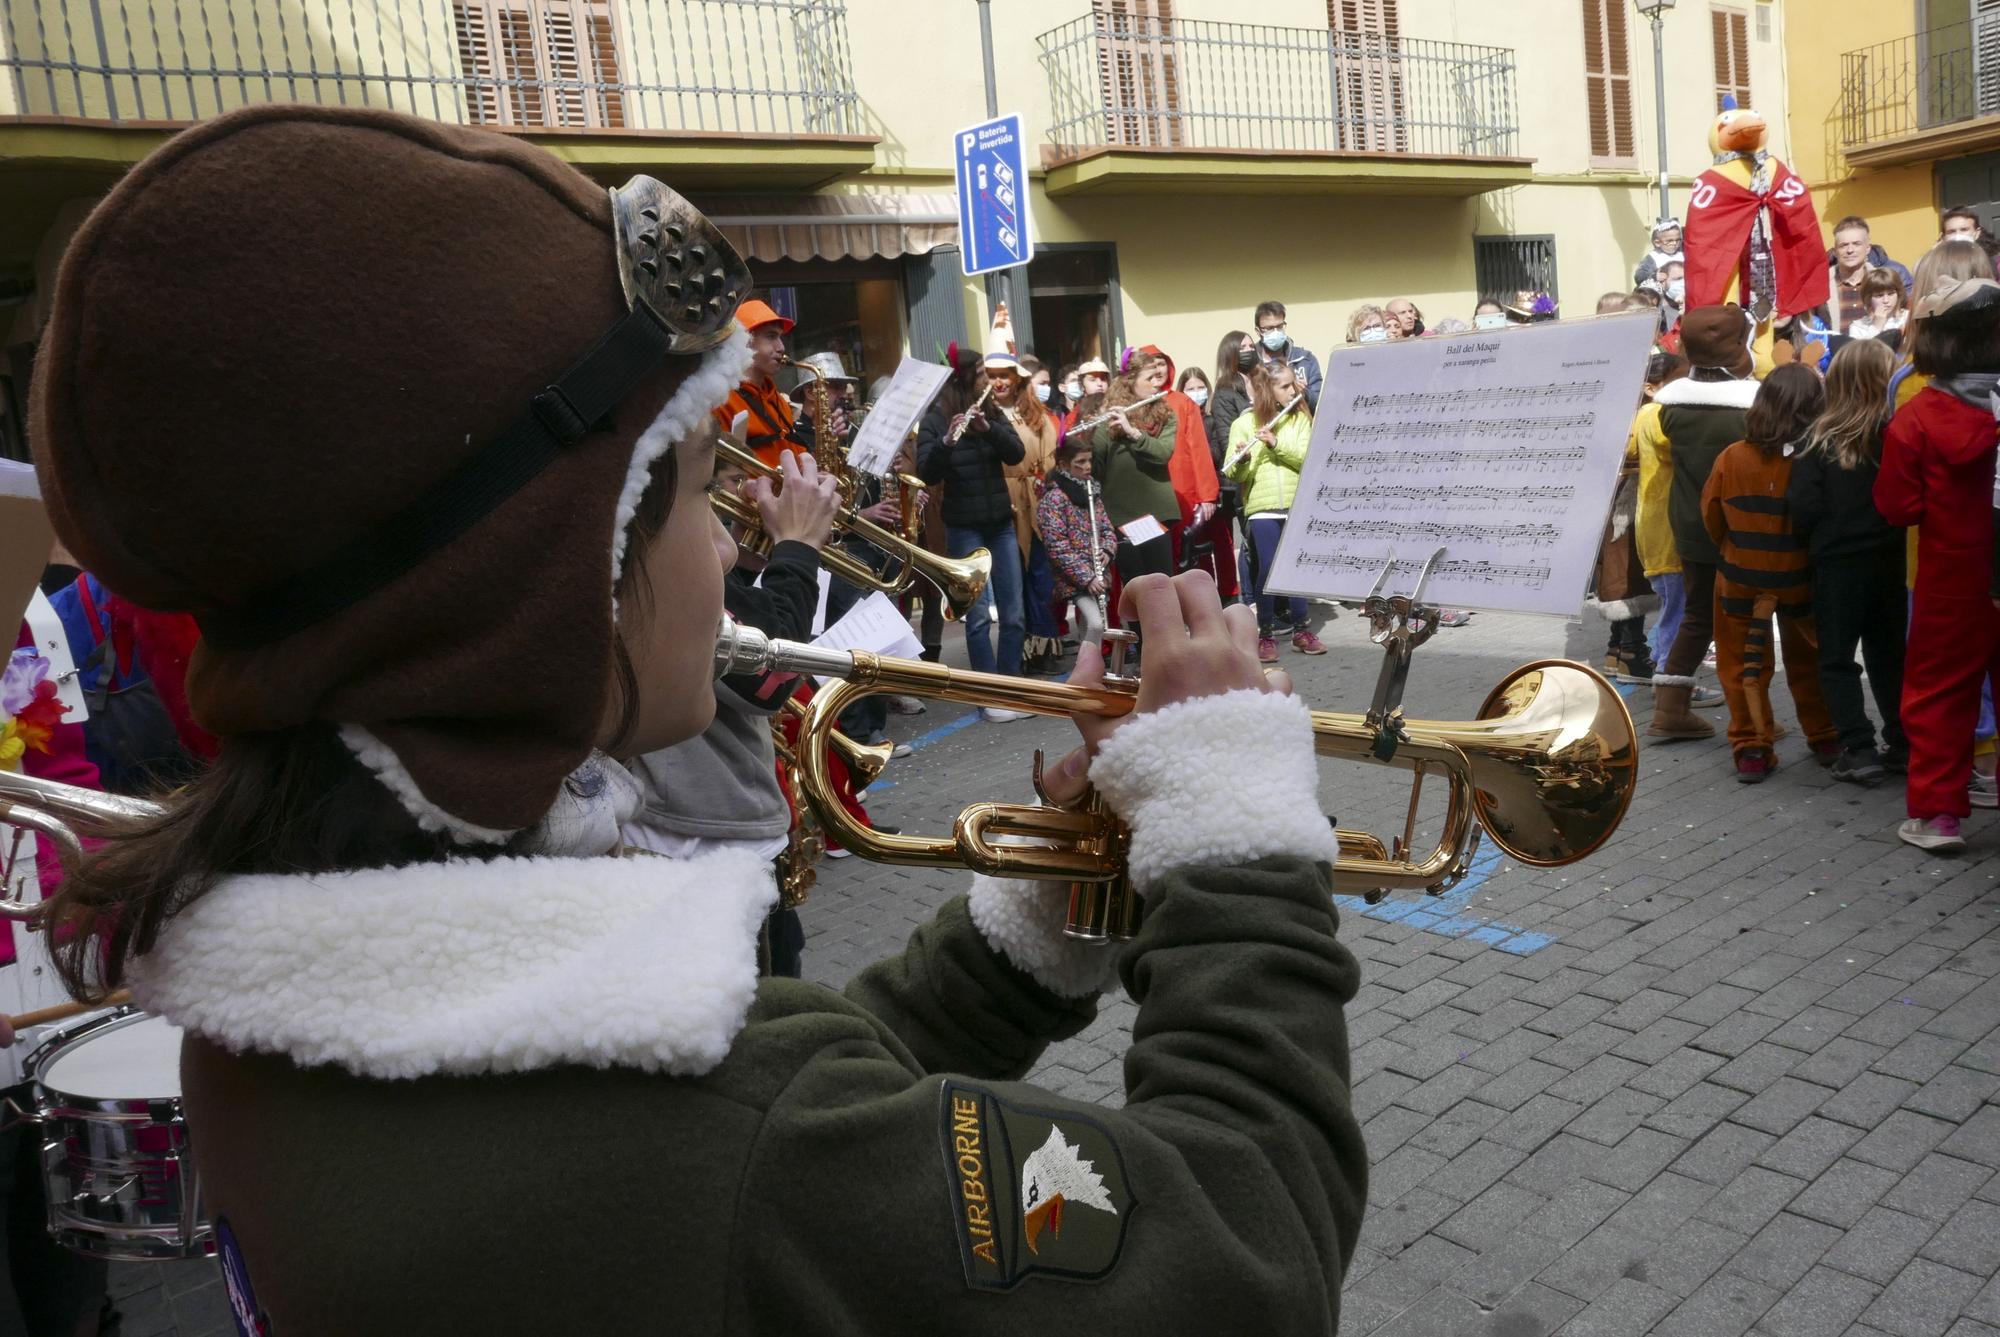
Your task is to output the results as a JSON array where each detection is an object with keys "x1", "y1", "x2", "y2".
[
  {"x1": 889, "y1": 742, "x2": 914, "y2": 760},
  {"x1": 1735, "y1": 751, "x2": 1771, "y2": 784},
  {"x1": 1899, "y1": 815, "x2": 1966, "y2": 852},
  {"x1": 1437, "y1": 609, "x2": 1473, "y2": 627},
  {"x1": 1257, "y1": 636, "x2": 1279, "y2": 664},
  {"x1": 1972, "y1": 772, "x2": 1999, "y2": 809},
  {"x1": 1292, "y1": 629, "x2": 1328, "y2": 656},
  {"x1": 825, "y1": 845, "x2": 853, "y2": 860},
  {"x1": 1690, "y1": 684, "x2": 1724, "y2": 708},
  {"x1": 887, "y1": 695, "x2": 927, "y2": 716},
  {"x1": 1829, "y1": 746, "x2": 1885, "y2": 786},
  {"x1": 1883, "y1": 744, "x2": 1909, "y2": 774},
  {"x1": 981, "y1": 707, "x2": 1031, "y2": 724}
]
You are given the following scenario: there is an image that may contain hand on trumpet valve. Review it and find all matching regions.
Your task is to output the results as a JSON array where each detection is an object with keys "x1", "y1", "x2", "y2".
[{"x1": 749, "y1": 451, "x2": 841, "y2": 551}]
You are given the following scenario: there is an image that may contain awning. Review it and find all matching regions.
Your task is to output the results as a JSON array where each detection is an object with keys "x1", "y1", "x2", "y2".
[{"x1": 699, "y1": 192, "x2": 959, "y2": 263}]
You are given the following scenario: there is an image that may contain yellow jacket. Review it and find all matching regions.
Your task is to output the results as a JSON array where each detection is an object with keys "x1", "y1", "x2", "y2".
[{"x1": 1631, "y1": 402, "x2": 1679, "y2": 578}]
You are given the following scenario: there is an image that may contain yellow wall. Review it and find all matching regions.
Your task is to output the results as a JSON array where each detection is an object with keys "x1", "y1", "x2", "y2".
[{"x1": 1781, "y1": 0, "x2": 1935, "y2": 268}]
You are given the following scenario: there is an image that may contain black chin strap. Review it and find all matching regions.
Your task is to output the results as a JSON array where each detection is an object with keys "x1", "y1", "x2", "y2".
[{"x1": 197, "y1": 305, "x2": 678, "y2": 651}]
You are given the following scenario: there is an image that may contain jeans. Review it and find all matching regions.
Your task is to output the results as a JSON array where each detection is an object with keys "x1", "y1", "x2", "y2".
[
  {"x1": 950, "y1": 522, "x2": 1024, "y2": 675},
  {"x1": 1024, "y1": 536, "x2": 1059, "y2": 639},
  {"x1": 1244, "y1": 516, "x2": 1309, "y2": 635},
  {"x1": 1649, "y1": 571, "x2": 1685, "y2": 662}
]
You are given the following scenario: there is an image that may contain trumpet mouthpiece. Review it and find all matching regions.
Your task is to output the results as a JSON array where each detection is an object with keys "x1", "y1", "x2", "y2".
[{"x1": 714, "y1": 616, "x2": 772, "y2": 679}]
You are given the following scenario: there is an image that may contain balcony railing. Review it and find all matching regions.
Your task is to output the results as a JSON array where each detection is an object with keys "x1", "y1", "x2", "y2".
[
  {"x1": 1841, "y1": 16, "x2": 2000, "y2": 152},
  {"x1": 0, "y1": 0, "x2": 860, "y2": 136},
  {"x1": 1037, "y1": 14, "x2": 1518, "y2": 161}
]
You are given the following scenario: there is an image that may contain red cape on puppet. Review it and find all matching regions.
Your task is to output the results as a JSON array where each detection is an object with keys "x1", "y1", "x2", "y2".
[{"x1": 1683, "y1": 158, "x2": 1827, "y2": 320}]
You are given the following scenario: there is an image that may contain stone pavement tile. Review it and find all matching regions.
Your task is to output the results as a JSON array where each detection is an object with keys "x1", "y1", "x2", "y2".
[
  {"x1": 1368, "y1": 1279, "x2": 1543, "y2": 1337},
  {"x1": 1758, "y1": 1117, "x2": 1866, "y2": 1181},
  {"x1": 1536, "y1": 1223, "x2": 1652, "y2": 1303},
  {"x1": 1872, "y1": 941, "x2": 1962, "y2": 983},
  {"x1": 1819, "y1": 1072, "x2": 1923, "y2": 1130},
  {"x1": 1526, "y1": 993, "x2": 1616, "y2": 1039},
  {"x1": 1491, "y1": 1093, "x2": 1589, "y2": 1153},
  {"x1": 1447, "y1": 1229, "x2": 1568, "y2": 1308},
  {"x1": 1367, "y1": 1104, "x2": 1438, "y2": 1157},
  {"x1": 1579, "y1": 961, "x2": 1673, "y2": 1002},
  {"x1": 1549, "y1": 1054, "x2": 1649, "y2": 1108},
  {"x1": 1697, "y1": 1166, "x2": 1810, "y2": 1236},
  {"x1": 1939, "y1": 1106, "x2": 2000, "y2": 1169},
  {"x1": 1427, "y1": 1138, "x2": 1531, "y2": 1204},
  {"x1": 1347, "y1": 1233, "x2": 1479, "y2": 1311},
  {"x1": 1631, "y1": 1047, "x2": 1728, "y2": 1101},
  {"x1": 1670, "y1": 982, "x2": 1762, "y2": 1026},
  {"x1": 1586, "y1": 1126, "x2": 1689, "y2": 1194},
  {"x1": 1907, "y1": 1066, "x2": 2000, "y2": 1123},
  {"x1": 1385, "y1": 1035, "x2": 1479, "y2": 1082},
  {"x1": 1640, "y1": 1218, "x2": 1751, "y2": 1298},
  {"x1": 1675, "y1": 1121, "x2": 1778, "y2": 1187},
  {"x1": 1733, "y1": 1076, "x2": 1838, "y2": 1136},
  {"x1": 1875, "y1": 1033, "x2": 1974, "y2": 1085},
  {"x1": 1725, "y1": 1211, "x2": 1843, "y2": 1290},
  {"x1": 1883, "y1": 1155, "x2": 1995, "y2": 1223},
  {"x1": 1792, "y1": 1037, "x2": 1893, "y2": 1087},
  {"x1": 1860, "y1": 1258, "x2": 1987, "y2": 1337},
  {"x1": 1818, "y1": 970, "x2": 1914, "y2": 1018},
  {"x1": 1333, "y1": 1289, "x2": 1400, "y2": 1337},
  {"x1": 1363, "y1": 1188, "x2": 1461, "y2": 1254},
  {"x1": 1611, "y1": 1017, "x2": 1706, "y2": 1064},
  {"x1": 1602, "y1": 1170, "x2": 1715, "y2": 1239},
  {"x1": 1536, "y1": 1022, "x2": 1628, "y2": 1072},
  {"x1": 1970, "y1": 1272, "x2": 2000, "y2": 1328},
  {"x1": 1898, "y1": 969, "x2": 1987, "y2": 1011},
  {"x1": 1435, "y1": 1182, "x2": 1549, "y2": 1254},
  {"x1": 1380, "y1": 976, "x2": 1468, "y2": 1020},
  {"x1": 1821, "y1": 1206, "x2": 1942, "y2": 1285},
  {"x1": 1920, "y1": 1200, "x2": 2000, "y2": 1276},
  {"x1": 1695, "y1": 1010, "x2": 1788, "y2": 1058},
  {"x1": 1399, "y1": 1062, "x2": 1491, "y2": 1117},
  {"x1": 1448, "y1": 998, "x2": 1545, "y2": 1044},
  {"x1": 1788, "y1": 1157, "x2": 1905, "y2": 1230},
  {"x1": 1460, "y1": 1027, "x2": 1560, "y2": 1076},
  {"x1": 1471, "y1": 1059, "x2": 1568, "y2": 1112},
  {"x1": 1551, "y1": 1277, "x2": 1677, "y2": 1337},
  {"x1": 1519, "y1": 967, "x2": 1602, "y2": 1009},
  {"x1": 1741, "y1": 971, "x2": 1836, "y2": 1018},
  {"x1": 1599, "y1": 988, "x2": 1683, "y2": 1033},
  {"x1": 1409, "y1": 1098, "x2": 1509, "y2": 1159},
  {"x1": 1711, "y1": 1041, "x2": 1810, "y2": 1096},
  {"x1": 1753, "y1": 1265, "x2": 1882, "y2": 1337},
  {"x1": 1850, "y1": 1110, "x2": 1959, "y2": 1174},
  {"x1": 1506, "y1": 1134, "x2": 1609, "y2": 1201},
  {"x1": 1942, "y1": 1319, "x2": 2000, "y2": 1337},
  {"x1": 1846, "y1": 999, "x2": 1944, "y2": 1050},
  {"x1": 1647, "y1": 1080, "x2": 1751, "y2": 1140},
  {"x1": 1371, "y1": 1145, "x2": 1451, "y2": 1205},
  {"x1": 1521, "y1": 1178, "x2": 1630, "y2": 1249},
  {"x1": 1767, "y1": 1006, "x2": 1867, "y2": 1057},
  {"x1": 1356, "y1": 1068, "x2": 1423, "y2": 1119},
  {"x1": 1650, "y1": 1273, "x2": 1782, "y2": 1337}
]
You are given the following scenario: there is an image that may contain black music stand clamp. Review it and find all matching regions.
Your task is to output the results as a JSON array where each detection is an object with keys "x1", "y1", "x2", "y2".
[{"x1": 1361, "y1": 547, "x2": 1447, "y2": 763}]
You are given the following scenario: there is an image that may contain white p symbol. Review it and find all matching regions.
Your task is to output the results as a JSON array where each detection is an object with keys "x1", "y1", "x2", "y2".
[{"x1": 962, "y1": 133, "x2": 976, "y2": 154}]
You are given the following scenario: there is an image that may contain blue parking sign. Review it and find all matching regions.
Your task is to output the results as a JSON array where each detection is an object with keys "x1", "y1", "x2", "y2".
[{"x1": 953, "y1": 114, "x2": 1034, "y2": 277}]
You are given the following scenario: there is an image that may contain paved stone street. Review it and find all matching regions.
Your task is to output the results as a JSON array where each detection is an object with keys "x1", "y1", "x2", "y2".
[{"x1": 115, "y1": 604, "x2": 2000, "y2": 1335}]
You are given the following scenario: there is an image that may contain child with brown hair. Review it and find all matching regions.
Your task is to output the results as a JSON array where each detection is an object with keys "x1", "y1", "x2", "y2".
[{"x1": 1701, "y1": 362, "x2": 1840, "y2": 782}]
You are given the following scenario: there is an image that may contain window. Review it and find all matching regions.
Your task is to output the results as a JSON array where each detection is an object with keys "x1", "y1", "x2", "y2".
[
  {"x1": 1330, "y1": 0, "x2": 1406, "y2": 153},
  {"x1": 1754, "y1": 1, "x2": 1771, "y2": 43},
  {"x1": 453, "y1": 0, "x2": 625, "y2": 129},
  {"x1": 1581, "y1": 0, "x2": 1634, "y2": 165},
  {"x1": 1711, "y1": 7, "x2": 1751, "y2": 112},
  {"x1": 1093, "y1": 0, "x2": 1183, "y2": 149},
  {"x1": 1474, "y1": 235, "x2": 1559, "y2": 303}
]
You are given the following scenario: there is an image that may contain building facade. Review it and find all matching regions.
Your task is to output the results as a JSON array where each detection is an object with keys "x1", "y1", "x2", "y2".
[{"x1": 2, "y1": 0, "x2": 1794, "y2": 451}]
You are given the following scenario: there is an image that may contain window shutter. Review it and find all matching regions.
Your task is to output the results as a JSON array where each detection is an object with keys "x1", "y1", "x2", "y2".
[
  {"x1": 541, "y1": 6, "x2": 587, "y2": 127},
  {"x1": 450, "y1": 0, "x2": 624, "y2": 129},
  {"x1": 588, "y1": 10, "x2": 626, "y2": 127},
  {"x1": 1712, "y1": 7, "x2": 1751, "y2": 111},
  {"x1": 1092, "y1": 0, "x2": 1181, "y2": 149},
  {"x1": 496, "y1": 7, "x2": 543, "y2": 126},
  {"x1": 1332, "y1": 0, "x2": 1400, "y2": 36},
  {"x1": 1582, "y1": 0, "x2": 1633, "y2": 163},
  {"x1": 452, "y1": 1, "x2": 502, "y2": 125}
]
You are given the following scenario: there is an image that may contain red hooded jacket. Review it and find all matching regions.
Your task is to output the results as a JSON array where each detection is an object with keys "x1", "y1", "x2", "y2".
[
  {"x1": 1876, "y1": 386, "x2": 2000, "y2": 603},
  {"x1": 1138, "y1": 346, "x2": 1220, "y2": 511}
]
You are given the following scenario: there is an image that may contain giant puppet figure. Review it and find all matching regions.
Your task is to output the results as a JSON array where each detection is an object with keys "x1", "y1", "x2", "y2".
[{"x1": 1682, "y1": 96, "x2": 1829, "y2": 369}]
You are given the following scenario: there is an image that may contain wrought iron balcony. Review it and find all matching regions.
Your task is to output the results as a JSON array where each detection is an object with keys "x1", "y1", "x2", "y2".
[
  {"x1": 1037, "y1": 13, "x2": 1520, "y2": 163},
  {"x1": 0, "y1": 0, "x2": 860, "y2": 137},
  {"x1": 1840, "y1": 16, "x2": 2000, "y2": 163}
]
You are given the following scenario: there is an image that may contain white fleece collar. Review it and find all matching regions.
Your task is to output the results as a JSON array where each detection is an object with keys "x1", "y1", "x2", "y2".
[
  {"x1": 1653, "y1": 376, "x2": 1760, "y2": 410},
  {"x1": 130, "y1": 848, "x2": 777, "y2": 1081}
]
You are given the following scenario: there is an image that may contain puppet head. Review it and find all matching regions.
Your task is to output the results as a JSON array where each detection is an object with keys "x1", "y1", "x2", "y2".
[{"x1": 1709, "y1": 96, "x2": 1767, "y2": 158}]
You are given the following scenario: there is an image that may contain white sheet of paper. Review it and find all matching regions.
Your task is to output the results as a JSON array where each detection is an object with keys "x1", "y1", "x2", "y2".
[
  {"x1": 20, "y1": 588, "x2": 87, "y2": 721},
  {"x1": 848, "y1": 358, "x2": 952, "y2": 478},
  {"x1": 810, "y1": 591, "x2": 924, "y2": 684},
  {"x1": 1119, "y1": 514, "x2": 1168, "y2": 545},
  {"x1": 1266, "y1": 313, "x2": 1658, "y2": 616},
  {"x1": 811, "y1": 568, "x2": 833, "y2": 637}
]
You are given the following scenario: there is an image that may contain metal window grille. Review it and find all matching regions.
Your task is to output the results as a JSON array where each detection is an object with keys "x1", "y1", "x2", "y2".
[
  {"x1": 1474, "y1": 235, "x2": 1558, "y2": 302},
  {"x1": 1841, "y1": 7, "x2": 2000, "y2": 149}
]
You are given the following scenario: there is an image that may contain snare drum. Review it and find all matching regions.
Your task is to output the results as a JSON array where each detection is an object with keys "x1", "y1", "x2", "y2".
[{"x1": 24, "y1": 1008, "x2": 210, "y2": 1260}]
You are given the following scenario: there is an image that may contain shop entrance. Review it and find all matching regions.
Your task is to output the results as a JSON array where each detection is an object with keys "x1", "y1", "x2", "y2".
[
  {"x1": 755, "y1": 258, "x2": 909, "y2": 395},
  {"x1": 1026, "y1": 243, "x2": 1124, "y2": 374}
]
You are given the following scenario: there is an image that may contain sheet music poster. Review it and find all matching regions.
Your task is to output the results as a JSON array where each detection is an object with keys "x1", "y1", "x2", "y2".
[
  {"x1": 847, "y1": 358, "x2": 951, "y2": 478},
  {"x1": 1266, "y1": 312, "x2": 1658, "y2": 617}
]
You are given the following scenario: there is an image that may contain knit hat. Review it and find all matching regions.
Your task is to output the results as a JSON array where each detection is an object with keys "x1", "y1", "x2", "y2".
[
  {"x1": 1678, "y1": 304, "x2": 1756, "y2": 377},
  {"x1": 29, "y1": 105, "x2": 754, "y2": 839}
]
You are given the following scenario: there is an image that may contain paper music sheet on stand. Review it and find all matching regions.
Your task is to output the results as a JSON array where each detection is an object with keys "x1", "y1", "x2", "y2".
[
  {"x1": 848, "y1": 358, "x2": 952, "y2": 478},
  {"x1": 1266, "y1": 313, "x2": 1658, "y2": 617},
  {"x1": 810, "y1": 591, "x2": 925, "y2": 684}
]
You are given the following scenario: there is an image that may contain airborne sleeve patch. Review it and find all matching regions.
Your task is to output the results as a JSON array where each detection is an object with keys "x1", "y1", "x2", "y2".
[{"x1": 935, "y1": 1079, "x2": 1135, "y2": 1290}]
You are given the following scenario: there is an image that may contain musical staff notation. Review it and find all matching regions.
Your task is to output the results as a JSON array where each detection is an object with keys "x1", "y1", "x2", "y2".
[
  {"x1": 1293, "y1": 551, "x2": 1553, "y2": 588},
  {"x1": 1315, "y1": 483, "x2": 1578, "y2": 515},
  {"x1": 1348, "y1": 380, "x2": 1604, "y2": 415},
  {"x1": 1304, "y1": 518, "x2": 1562, "y2": 549},
  {"x1": 1328, "y1": 415, "x2": 1596, "y2": 445},
  {"x1": 1332, "y1": 446, "x2": 1588, "y2": 475}
]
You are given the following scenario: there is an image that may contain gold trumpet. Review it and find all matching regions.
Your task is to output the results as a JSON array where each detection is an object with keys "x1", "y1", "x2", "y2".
[
  {"x1": 778, "y1": 695, "x2": 894, "y2": 788},
  {"x1": 714, "y1": 619, "x2": 1638, "y2": 943},
  {"x1": 709, "y1": 437, "x2": 991, "y2": 622}
]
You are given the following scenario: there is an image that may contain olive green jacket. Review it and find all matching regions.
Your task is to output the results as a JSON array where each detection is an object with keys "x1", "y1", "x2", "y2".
[{"x1": 134, "y1": 689, "x2": 1365, "y2": 1334}]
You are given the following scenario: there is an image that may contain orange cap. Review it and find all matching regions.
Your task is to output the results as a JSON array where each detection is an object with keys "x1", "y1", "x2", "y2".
[{"x1": 732, "y1": 298, "x2": 795, "y2": 335}]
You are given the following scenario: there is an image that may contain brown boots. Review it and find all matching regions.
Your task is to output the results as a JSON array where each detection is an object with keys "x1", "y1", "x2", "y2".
[{"x1": 1649, "y1": 681, "x2": 1716, "y2": 739}]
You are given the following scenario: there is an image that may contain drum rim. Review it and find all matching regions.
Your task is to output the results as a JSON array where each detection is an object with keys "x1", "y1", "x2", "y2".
[{"x1": 25, "y1": 1006, "x2": 180, "y2": 1107}]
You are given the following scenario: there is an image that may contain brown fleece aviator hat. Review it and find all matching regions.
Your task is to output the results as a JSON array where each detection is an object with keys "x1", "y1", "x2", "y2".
[{"x1": 30, "y1": 104, "x2": 753, "y2": 838}]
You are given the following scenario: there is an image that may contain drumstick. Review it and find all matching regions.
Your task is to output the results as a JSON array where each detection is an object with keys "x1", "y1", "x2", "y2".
[{"x1": 7, "y1": 990, "x2": 131, "y2": 1036}]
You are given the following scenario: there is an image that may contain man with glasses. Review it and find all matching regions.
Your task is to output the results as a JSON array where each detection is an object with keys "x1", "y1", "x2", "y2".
[{"x1": 1251, "y1": 300, "x2": 1323, "y2": 410}]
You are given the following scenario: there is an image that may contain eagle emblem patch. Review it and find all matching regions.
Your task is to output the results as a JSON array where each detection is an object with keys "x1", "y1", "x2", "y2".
[{"x1": 937, "y1": 1081, "x2": 1135, "y2": 1289}]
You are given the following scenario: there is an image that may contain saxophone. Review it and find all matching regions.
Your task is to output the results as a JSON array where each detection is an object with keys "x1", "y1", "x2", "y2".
[{"x1": 785, "y1": 356, "x2": 854, "y2": 505}]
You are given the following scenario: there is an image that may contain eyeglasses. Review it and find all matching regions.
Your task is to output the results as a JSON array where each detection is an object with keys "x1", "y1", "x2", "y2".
[{"x1": 1257, "y1": 321, "x2": 1286, "y2": 332}]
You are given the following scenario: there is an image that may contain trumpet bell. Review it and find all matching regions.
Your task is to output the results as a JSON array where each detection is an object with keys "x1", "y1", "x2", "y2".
[{"x1": 1462, "y1": 659, "x2": 1638, "y2": 867}]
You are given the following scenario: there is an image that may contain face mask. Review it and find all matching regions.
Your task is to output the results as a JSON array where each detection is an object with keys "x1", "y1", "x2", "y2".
[
  {"x1": 1063, "y1": 380, "x2": 1081, "y2": 398},
  {"x1": 1260, "y1": 329, "x2": 1288, "y2": 352},
  {"x1": 1187, "y1": 387, "x2": 1209, "y2": 407},
  {"x1": 1033, "y1": 383, "x2": 1052, "y2": 403},
  {"x1": 1236, "y1": 348, "x2": 1258, "y2": 371},
  {"x1": 1666, "y1": 281, "x2": 1686, "y2": 305},
  {"x1": 1358, "y1": 327, "x2": 1389, "y2": 344},
  {"x1": 1474, "y1": 312, "x2": 1508, "y2": 330}
]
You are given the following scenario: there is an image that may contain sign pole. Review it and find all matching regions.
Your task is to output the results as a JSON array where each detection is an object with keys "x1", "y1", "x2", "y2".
[{"x1": 975, "y1": 0, "x2": 1013, "y2": 342}]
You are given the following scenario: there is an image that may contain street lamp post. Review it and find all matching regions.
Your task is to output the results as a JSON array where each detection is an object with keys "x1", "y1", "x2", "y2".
[{"x1": 1635, "y1": 0, "x2": 1676, "y2": 225}]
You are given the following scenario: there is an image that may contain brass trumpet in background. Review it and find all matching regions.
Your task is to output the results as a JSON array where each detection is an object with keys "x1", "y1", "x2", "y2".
[{"x1": 715, "y1": 618, "x2": 1638, "y2": 943}]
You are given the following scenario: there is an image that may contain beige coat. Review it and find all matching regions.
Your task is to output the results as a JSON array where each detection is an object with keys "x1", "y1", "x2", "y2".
[{"x1": 1001, "y1": 405, "x2": 1060, "y2": 555}]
